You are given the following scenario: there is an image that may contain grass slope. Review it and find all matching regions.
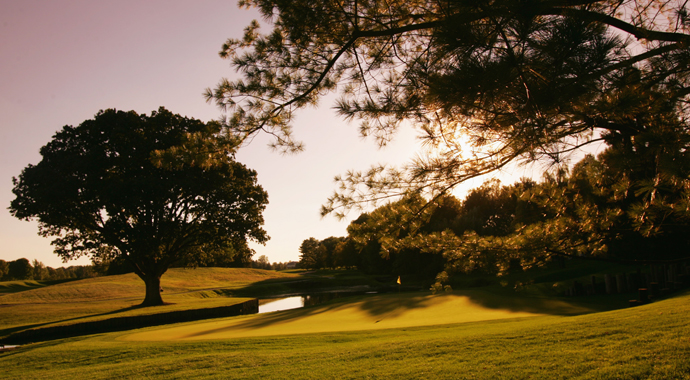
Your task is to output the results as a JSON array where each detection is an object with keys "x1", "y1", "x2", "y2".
[
  {"x1": 0, "y1": 268, "x2": 297, "y2": 337},
  {"x1": 123, "y1": 290, "x2": 599, "y2": 341},
  {"x1": 1, "y1": 291, "x2": 688, "y2": 379}
]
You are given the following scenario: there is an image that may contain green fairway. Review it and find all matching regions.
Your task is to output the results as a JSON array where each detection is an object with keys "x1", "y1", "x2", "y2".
[
  {"x1": 123, "y1": 289, "x2": 599, "y2": 341},
  {"x1": 2, "y1": 291, "x2": 688, "y2": 379},
  {"x1": 2, "y1": 267, "x2": 689, "y2": 379}
]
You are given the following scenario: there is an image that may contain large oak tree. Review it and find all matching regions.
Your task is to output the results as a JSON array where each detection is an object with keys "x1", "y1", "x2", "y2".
[{"x1": 10, "y1": 108, "x2": 269, "y2": 306}]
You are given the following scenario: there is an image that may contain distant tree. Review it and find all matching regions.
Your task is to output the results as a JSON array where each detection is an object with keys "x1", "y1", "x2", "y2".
[
  {"x1": 422, "y1": 195, "x2": 463, "y2": 234},
  {"x1": 423, "y1": 145, "x2": 690, "y2": 290},
  {"x1": 299, "y1": 237, "x2": 325, "y2": 269},
  {"x1": 297, "y1": 237, "x2": 348, "y2": 269},
  {"x1": 446, "y1": 179, "x2": 538, "y2": 238},
  {"x1": 172, "y1": 239, "x2": 255, "y2": 269},
  {"x1": 333, "y1": 238, "x2": 359, "y2": 269},
  {"x1": 32, "y1": 260, "x2": 49, "y2": 281},
  {"x1": 345, "y1": 213, "x2": 385, "y2": 274},
  {"x1": 453, "y1": 180, "x2": 517, "y2": 237},
  {"x1": 320, "y1": 236, "x2": 345, "y2": 269},
  {"x1": 226, "y1": 248, "x2": 255, "y2": 268},
  {"x1": 10, "y1": 108, "x2": 269, "y2": 306},
  {"x1": 0, "y1": 260, "x2": 9, "y2": 281},
  {"x1": 271, "y1": 261, "x2": 293, "y2": 270},
  {"x1": 45, "y1": 267, "x2": 62, "y2": 280},
  {"x1": 7, "y1": 258, "x2": 33, "y2": 281},
  {"x1": 253, "y1": 254, "x2": 272, "y2": 270},
  {"x1": 342, "y1": 184, "x2": 543, "y2": 277},
  {"x1": 70, "y1": 265, "x2": 97, "y2": 279},
  {"x1": 46, "y1": 266, "x2": 74, "y2": 280},
  {"x1": 346, "y1": 195, "x2": 448, "y2": 275},
  {"x1": 212, "y1": 242, "x2": 255, "y2": 268},
  {"x1": 511, "y1": 148, "x2": 690, "y2": 265}
]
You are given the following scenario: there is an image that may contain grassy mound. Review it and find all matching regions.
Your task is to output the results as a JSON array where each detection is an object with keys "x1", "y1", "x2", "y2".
[
  {"x1": 0, "y1": 268, "x2": 298, "y2": 303},
  {"x1": 0, "y1": 268, "x2": 298, "y2": 337}
]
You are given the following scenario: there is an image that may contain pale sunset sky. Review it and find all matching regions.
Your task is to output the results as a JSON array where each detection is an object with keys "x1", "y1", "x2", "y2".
[{"x1": 0, "y1": 0, "x2": 550, "y2": 268}]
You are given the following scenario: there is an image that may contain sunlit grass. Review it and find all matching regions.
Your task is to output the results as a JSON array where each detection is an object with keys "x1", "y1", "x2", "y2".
[
  {"x1": 0, "y1": 268, "x2": 298, "y2": 304},
  {"x1": 0, "y1": 268, "x2": 298, "y2": 336},
  {"x1": 0, "y1": 279, "x2": 78, "y2": 295},
  {"x1": 123, "y1": 289, "x2": 598, "y2": 341},
  {"x1": 2, "y1": 266, "x2": 688, "y2": 378},
  {"x1": 2, "y1": 291, "x2": 688, "y2": 379}
]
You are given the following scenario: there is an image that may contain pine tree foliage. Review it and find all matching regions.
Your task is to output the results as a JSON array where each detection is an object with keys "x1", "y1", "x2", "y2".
[{"x1": 207, "y1": 0, "x2": 690, "y2": 215}]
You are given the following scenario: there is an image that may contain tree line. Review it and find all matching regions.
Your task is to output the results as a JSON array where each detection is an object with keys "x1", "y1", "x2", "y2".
[
  {"x1": 299, "y1": 178, "x2": 537, "y2": 277},
  {"x1": 300, "y1": 144, "x2": 690, "y2": 289},
  {"x1": 0, "y1": 255, "x2": 295, "y2": 283},
  {"x1": 0, "y1": 258, "x2": 99, "y2": 282}
]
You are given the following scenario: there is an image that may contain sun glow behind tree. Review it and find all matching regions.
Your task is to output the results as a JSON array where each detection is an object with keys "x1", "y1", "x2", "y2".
[
  {"x1": 204, "y1": 0, "x2": 690, "y2": 284},
  {"x1": 208, "y1": 0, "x2": 690, "y2": 216}
]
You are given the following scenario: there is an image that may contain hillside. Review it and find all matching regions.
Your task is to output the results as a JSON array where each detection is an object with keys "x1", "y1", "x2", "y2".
[
  {"x1": 1, "y1": 288, "x2": 688, "y2": 379},
  {"x1": 0, "y1": 268, "x2": 299, "y2": 337}
]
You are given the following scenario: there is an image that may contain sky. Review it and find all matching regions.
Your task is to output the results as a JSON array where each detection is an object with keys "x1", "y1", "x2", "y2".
[{"x1": 0, "y1": 1, "x2": 553, "y2": 268}]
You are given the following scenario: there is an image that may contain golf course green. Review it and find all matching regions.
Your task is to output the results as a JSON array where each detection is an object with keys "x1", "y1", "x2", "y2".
[
  {"x1": 2, "y1": 268, "x2": 689, "y2": 379},
  {"x1": 122, "y1": 290, "x2": 596, "y2": 341}
]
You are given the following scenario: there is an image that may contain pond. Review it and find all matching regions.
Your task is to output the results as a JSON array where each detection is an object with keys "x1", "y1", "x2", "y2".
[
  {"x1": 258, "y1": 296, "x2": 304, "y2": 313},
  {"x1": 258, "y1": 291, "x2": 377, "y2": 314}
]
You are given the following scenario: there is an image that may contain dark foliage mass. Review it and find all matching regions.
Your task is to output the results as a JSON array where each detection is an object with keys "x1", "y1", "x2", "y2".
[
  {"x1": 301, "y1": 145, "x2": 690, "y2": 286},
  {"x1": 9, "y1": 108, "x2": 269, "y2": 306},
  {"x1": 4, "y1": 258, "x2": 33, "y2": 281},
  {"x1": 208, "y1": 0, "x2": 690, "y2": 217},
  {"x1": 299, "y1": 180, "x2": 534, "y2": 277}
]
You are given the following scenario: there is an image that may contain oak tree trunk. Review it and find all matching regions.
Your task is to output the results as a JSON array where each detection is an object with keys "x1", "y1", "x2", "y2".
[{"x1": 141, "y1": 274, "x2": 164, "y2": 306}]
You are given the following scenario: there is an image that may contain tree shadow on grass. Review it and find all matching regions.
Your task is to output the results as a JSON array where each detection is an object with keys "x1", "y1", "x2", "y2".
[
  {"x1": 178, "y1": 292, "x2": 429, "y2": 338},
  {"x1": 228, "y1": 268, "x2": 618, "y2": 319},
  {"x1": 356, "y1": 292, "x2": 439, "y2": 319},
  {"x1": 458, "y1": 288, "x2": 610, "y2": 316},
  {"x1": 249, "y1": 287, "x2": 611, "y2": 327},
  {"x1": 180, "y1": 287, "x2": 622, "y2": 339}
]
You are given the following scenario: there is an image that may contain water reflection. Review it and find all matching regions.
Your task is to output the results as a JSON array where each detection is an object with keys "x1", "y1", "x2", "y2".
[
  {"x1": 258, "y1": 291, "x2": 376, "y2": 314},
  {"x1": 258, "y1": 296, "x2": 304, "y2": 313}
]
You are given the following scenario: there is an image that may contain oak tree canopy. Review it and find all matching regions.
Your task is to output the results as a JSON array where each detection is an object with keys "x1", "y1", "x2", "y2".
[{"x1": 10, "y1": 108, "x2": 269, "y2": 306}]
